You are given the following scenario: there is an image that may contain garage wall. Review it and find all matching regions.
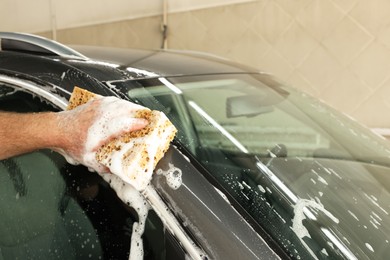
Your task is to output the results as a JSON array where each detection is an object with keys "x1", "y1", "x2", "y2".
[
  {"x1": 0, "y1": 0, "x2": 253, "y2": 32},
  {"x1": 2, "y1": 0, "x2": 390, "y2": 130}
]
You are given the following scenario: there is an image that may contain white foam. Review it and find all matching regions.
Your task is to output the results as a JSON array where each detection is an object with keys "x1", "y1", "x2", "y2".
[
  {"x1": 102, "y1": 174, "x2": 150, "y2": 260},
  {"x1": 142, "y1": 186, "x2": 206, "y2": 260},
  {"x1": 214, "y1": 187, "x2": 230, "y2": 204},
  {"x1": 102, "y1": 112, "x2": 176, "y2": 191},
  {"x1": 365, "y1": 243, "x2": 374, "y2": 252},
  {"x1": 257, "y1": 184, "x2": 266, "y2": 193},
  {"x1": 156, "y1": 163, "x2": 182, "y2": 190},
  {"x1": 82, "y1": 96, "x2": 146, "y2": 173},
  {"x1": 291, "y1": 198, "x2": 339, "y2": 259}
]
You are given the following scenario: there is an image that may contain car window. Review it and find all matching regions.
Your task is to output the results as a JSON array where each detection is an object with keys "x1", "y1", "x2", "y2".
[
  {"x1": 0, "y1": 82, "x2": 187, "y2": 259},
  {"x1": 123, "y1": 74, "x2": 390, "y2": 260}
]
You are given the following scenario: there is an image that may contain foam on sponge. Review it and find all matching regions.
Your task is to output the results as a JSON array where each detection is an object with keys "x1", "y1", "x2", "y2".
[{"x1": 68, "y1": 86, "x2": 177, "y2": 191}]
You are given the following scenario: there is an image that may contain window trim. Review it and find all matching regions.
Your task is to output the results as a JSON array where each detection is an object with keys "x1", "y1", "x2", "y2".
[{"x1": 0, "y1": 74, "x2": 68, "y2": 110}]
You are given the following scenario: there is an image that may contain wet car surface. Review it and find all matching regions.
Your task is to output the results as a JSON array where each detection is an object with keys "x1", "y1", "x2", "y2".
[{"x1": 0, "y1": 32, "x2": 389, "y2": 260}]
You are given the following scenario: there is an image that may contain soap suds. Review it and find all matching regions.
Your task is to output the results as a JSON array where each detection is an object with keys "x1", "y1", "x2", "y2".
[
  {"x1": 212, "y1": 187, "x2": 230, "y2": 205},
  {"x1": 257, "y1": 184, "x2": 266, "y2": 193},
  {"x1": 365, "y1": 243, "x2": 374, "y2": 252},
  {"x1": 91, "y1": 98, "x2": 177, "y2": 191},
  {"x1": 82, "y1": 96, "x2": 147, "y2": 174},
  {"x1": 156, "y1": 163, "x2": 182, "y2": 190},
  {"x1": 292, "y1": 198, "x2": 339, "y2": 238},
  {"x1": 143, "y1": 186, "x2": 207, "y2": 260},
  {"x1": 291, "y1": 198, "x2": 339, "y2": 259},
  {"x1": 102, "y1": 174, "x2": 150, "y2": 260}
]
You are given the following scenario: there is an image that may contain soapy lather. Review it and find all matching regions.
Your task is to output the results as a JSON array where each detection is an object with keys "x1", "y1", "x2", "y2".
[{"x1": 67, "y1": 86, "x2": 177, "y2": 191}]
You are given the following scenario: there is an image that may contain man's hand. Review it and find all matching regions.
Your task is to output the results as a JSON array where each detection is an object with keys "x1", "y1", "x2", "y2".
[
  {"x1": 56, "y1": 97, "x2": 148, "y2": 173},
  {"x1": 0, "y1": 96, "x2": 148, "y2": 173}
]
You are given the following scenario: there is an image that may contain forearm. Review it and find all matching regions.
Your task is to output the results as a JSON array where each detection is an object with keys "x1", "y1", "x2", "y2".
[{"x1": 0, "y1": 111, "x2": 62, "y2": 160}]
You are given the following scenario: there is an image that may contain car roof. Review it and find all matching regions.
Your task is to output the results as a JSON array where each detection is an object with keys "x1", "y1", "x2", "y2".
[
  {"x1": 0, "y1": 32, "x2": 261, "y2": 96},
  {"x1": 71, "y1": 45, "x2": 259, "y2": 78}
]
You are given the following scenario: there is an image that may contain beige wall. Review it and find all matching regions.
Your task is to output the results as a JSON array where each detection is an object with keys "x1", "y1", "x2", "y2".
[{"x1": 14, "y1": 1, "x2": 390, "y2": 129}]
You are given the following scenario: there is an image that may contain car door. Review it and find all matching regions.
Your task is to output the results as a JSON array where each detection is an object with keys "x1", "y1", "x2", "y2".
[{"x1": 0, "y1": 76, "x2": 193, "y2": 260}]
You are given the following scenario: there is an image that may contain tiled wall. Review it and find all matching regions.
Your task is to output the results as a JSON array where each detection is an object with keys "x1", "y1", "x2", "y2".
[{"x1": 41, "y1": 0, "x2": 390, "y2": 129}]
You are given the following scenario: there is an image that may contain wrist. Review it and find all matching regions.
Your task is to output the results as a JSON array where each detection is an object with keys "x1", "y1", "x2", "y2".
[{"x1": 48, "y1": 111, "x2": 72, "y2": 152}]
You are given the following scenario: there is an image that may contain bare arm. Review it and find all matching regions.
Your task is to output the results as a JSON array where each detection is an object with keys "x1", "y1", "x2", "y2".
[
  {"x1": 0, "y1": 97, "x2": 148, "y2": 172},
  {"x1": 0, "y1": 111, "x2": 60, "y2": 160}
]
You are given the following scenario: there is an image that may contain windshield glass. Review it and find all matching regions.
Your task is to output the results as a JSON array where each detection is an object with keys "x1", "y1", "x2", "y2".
[{"x1": 114, "y1": 73, "x2": 390, "y2": 259}]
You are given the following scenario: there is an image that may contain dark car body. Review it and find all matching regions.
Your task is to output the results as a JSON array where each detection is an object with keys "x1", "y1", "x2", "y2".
[{"x1": 0, "y1": 32, "x2": 389, "y2": 260}]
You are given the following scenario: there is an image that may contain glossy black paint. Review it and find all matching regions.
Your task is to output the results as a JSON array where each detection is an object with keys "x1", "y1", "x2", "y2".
[
  {"x1": 0, "y1": 40, "x2": 280, "y2": 259},
  {"x1": 71, "y1": 45, "x2": 259, "y2": 79}
]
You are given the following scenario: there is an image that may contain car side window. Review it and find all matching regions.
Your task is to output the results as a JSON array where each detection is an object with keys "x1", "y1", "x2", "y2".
[{"x1": 0, "y1": 82, "x2": 187, "y2": 259}]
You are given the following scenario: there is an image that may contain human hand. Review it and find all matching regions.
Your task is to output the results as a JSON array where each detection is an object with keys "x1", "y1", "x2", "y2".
[{"x1": 55, "y1": 96, "x2": 148, "y2": 173}]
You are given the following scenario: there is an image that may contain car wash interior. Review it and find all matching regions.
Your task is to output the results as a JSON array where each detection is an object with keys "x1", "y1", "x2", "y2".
[{"x1": 1, "y1": 1, "x2": 390, "y2": 260}]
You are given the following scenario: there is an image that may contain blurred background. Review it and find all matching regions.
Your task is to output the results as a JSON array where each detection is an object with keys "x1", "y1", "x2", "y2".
[{"x1": 1, "y1": 0, "x2": 390, "y2": 135}]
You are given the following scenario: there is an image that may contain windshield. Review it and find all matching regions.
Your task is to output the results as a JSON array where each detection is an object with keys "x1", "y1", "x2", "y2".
[{"x1": 113, "y1": 73, "x2": 390, "y2": 259}]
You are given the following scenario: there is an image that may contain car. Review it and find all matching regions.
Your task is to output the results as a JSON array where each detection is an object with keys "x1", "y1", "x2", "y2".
[{"x1": 0, "y1": 32, "x2": 389, "y2": 260}]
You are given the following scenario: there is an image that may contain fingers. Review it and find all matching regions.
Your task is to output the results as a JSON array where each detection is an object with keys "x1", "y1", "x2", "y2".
[
  {"x1": 106, "y1": 117, "x2": 148, "y2": 134},
  {"x1": 88, "y1": 114, "x2": 148, "y2": 148},
  {"x1": 130, "y1": 118, "x2": 149, "y2": 131},
  {"x1": 60, "y1": 95, "x2": 150, "y2": 175},
  {"x1": 94, "y1": 117, "x2": 148, "y2": 150},
  {"x1": 86, "y1": 98, "x2": 150, "y2": 157},
  {"x1": 98, "y1": 96, "x2": 146, "y2": 114}
]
